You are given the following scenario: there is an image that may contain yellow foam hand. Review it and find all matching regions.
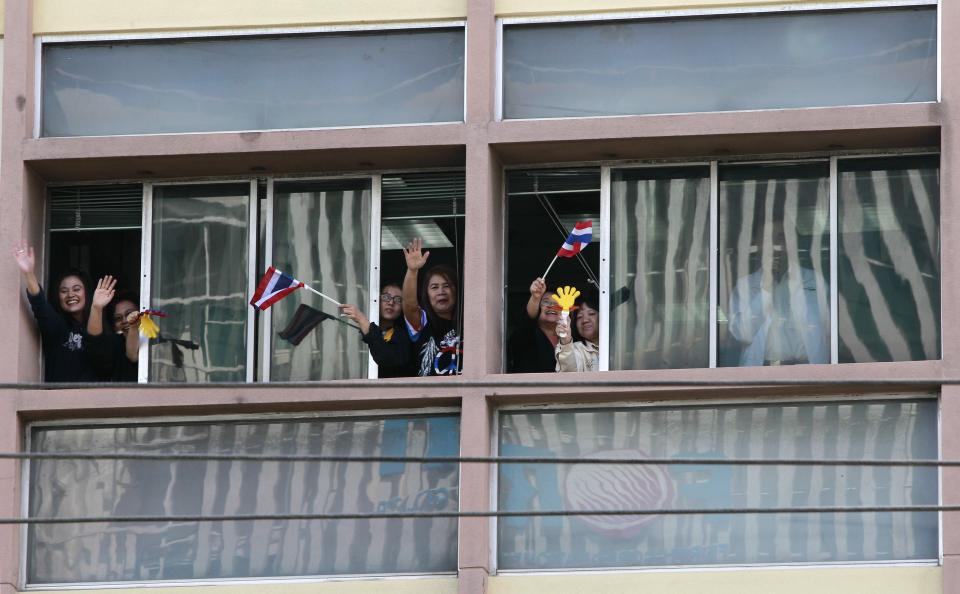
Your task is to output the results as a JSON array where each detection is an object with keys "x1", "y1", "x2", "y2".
[
  {"x1": 139, "y1": 313, "x2": 160, "y2": 339},
  {"x1": 551, "y1": 285, "x2": 580, "y2": 312}
]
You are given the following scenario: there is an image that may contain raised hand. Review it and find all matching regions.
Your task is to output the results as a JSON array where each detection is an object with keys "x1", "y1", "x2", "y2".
[
  {"x1": 551, "y1": 285, "x2": 581, "y2": 313},
  {"x1": 92, "y1": 276, "x2": 117, "y2": 310},
  {"x1": 529, "y1": 277, "x2": 546, "y2": 299},
  {"x1": 403, "y1": 237, "x2": 430, "y2": 271},
  {"x1": 12, "y1": 243, "x2": 35, "y2": 274},
  {"x1": 339, "y1": 303, "x2": 370, "y2": 335}
]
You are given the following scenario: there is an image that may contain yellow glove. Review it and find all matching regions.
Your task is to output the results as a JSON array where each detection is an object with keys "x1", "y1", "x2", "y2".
[{"x1": 551, "y1": 286, "x2": 580, "y2": 314}]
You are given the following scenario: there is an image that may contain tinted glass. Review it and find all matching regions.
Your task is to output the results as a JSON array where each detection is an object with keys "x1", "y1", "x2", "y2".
[
  {"x1": 150, "y1": 183, "x2": 250, "y2": 382},
  {"x1": 838, "y1": 156, "x2": 940, "y2": 362},
  {"x1": 503, "y1": 8, "x2": 936, "y2": 119},
  {"x1": 28, "y1": 415, "x2": 460, "y2": 583},
  {"x1": 43, "y1": 28, "x2": 465, "y2": 136},
  {"x1": 498, "y1": 400, "x2": 937, "y2": 570},
  {"x1": 270, "y1": 179, "x2": 371, "y2": 381},
  {"x1": 610, "y1": 167, "x2": 711, "y2": 369}
]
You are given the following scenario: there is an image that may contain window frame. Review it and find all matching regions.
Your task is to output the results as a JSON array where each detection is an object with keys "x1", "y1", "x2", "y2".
[
  {"x1": 33, "y1": 20, "x2": 468, "y2": 139},
  {"x1": 503, "y1": 149, "x2": 940, "y2": 373},
  {"x1": 490, "y1": 391, "x2": 942, "y2": 574},
  {"x1": 20, "y1": 406, "x2": 462, "y2": 588},
  {"x1": 260, "y1": 174, "x2": 382, "y2": 381},
  {"x1": 494, "y1": 0, "x2": 940, "y2": 122}
]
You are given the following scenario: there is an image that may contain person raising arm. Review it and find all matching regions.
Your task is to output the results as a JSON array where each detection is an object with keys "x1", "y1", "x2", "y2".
[{"x1": 401, "y1": 238, "x2": 462, "y2": 376}]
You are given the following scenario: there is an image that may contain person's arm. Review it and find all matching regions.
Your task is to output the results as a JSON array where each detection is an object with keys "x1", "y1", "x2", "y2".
[
  {"x1": 402, "y1": 237, "x2": 430, "y2": 331},
  {"x1": 14, "y1": 243, "x2": 64, "y2": 338},
  {"x1": 87, "y1": 276, "x2": 116, "y2": 337},
  {"x1": 553, "y1": 316, "x2": 579, "y2": 372},
  {"x1": 526, "y1": 277, "x2": 546, "y2": 320},
  {"x1": 123, "y1": 311, "x2": 140, "y2": 363},
  {"x1": 339, "y1": 304, "x2": 371, "y2": 335},
  {"x1": 13, "y1": 244, "x2": 40, "y2": 296}
]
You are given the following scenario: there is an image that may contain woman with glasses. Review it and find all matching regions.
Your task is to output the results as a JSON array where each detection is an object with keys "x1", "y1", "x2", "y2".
[{"x1": 340, "y1": 283, "x2": 413, "y2": 378}]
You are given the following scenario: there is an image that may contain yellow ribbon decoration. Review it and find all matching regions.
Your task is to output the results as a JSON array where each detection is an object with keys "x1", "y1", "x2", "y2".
[{"x1": 139, "y1": 313, "x2": 160, "y2": 339}]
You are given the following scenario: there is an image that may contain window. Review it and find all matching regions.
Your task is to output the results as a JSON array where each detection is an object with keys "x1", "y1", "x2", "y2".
[
  {"x1": 506, "y1": 154, "x2": 940, "y2": 372},
  {"x1": 41, "y1": 27, "x2": 465, "y2": 137},
  {"x1": 149, "y1": 183, "x2": 255, "y2": 382},
  {"x1": 27, "y1": 413, "x2": 460, "y2": 584},
  {"x1": 497, "y1": 399, "x2": 938, "y2": 570},
  {"x1": 501, "y1": 6, "x2": 936, "y2": 120}
]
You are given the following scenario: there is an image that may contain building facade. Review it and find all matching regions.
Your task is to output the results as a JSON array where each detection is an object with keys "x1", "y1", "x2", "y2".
[{"x1": 0, "y1": 1, "x2": 957, "y2": 593}]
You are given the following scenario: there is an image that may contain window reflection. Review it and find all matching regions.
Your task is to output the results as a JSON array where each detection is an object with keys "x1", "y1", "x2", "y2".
[
  {"x1": 718, "y1": 163, "x2": 830, "y2": 367},
  {"x1": 838, "y1": 156, "x2": 940, "y2": 362}
]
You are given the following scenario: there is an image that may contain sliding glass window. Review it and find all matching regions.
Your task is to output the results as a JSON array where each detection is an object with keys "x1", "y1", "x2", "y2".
[
  {"x1": 150, "y1": 183, "x2": 253, "y2": 382},
  {"x1": 27, "y1": 413, "x2": 460, "y2": 584},
  {"x1": 501, "y1": 6, "x2": 936, "y2": 119},
  {"x1": 268, "y1": 179, "x2": 372, "y2": 381},
  {"x1": 507, "y1": 154, "x2": 939, "y2": 374},
  {"x1": 41, "y1": 27, "x2": 465, "y2": 137},
  {"x1": 498, "y1": 399, "x2": 937, "y2": 569}
]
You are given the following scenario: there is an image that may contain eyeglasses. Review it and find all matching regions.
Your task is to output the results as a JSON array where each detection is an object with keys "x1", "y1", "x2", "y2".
[{"x1": 380, "y1": 294, "x2": 403, "y2": 305}]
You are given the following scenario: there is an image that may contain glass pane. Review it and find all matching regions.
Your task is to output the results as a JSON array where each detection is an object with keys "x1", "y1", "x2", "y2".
[
  {"x1": 503, "y1": 7, "x2": 936, "y2": 119},
  {"x1": 150, "y1": 183, "x2": 250, "y2": 382},
  {"x1": 718, "y1": 163, "x2": 830, "y2": 367},
  {"x1": 838, "y1": 156, "x2": 940, "y2": 362},
  {"x1": 271, "y1": 179, "x2": 371, "y2": 381},
  {"x1": 498, "y1": 400, "x2": 938, "y2": 570},
  {"x1": 610, "y1": 167, "x2": 710, "y2": 370},
  {"x1": 28, "y1": 414, "x2": 460, "y2": 583},
  {"x1": 42, "y1": 28, "x2": 465, "y2": 137},
  {"x1": 504, "y1": 169, "x2": 601, "y2": 374}
]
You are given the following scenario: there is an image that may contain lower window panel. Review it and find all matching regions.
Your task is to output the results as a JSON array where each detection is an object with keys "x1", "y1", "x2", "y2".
[
  {"x1": 498, "y1": 399, "x2": 937, "y2": 570},
  {"x1": 28, "y1": 414, "x2": 459, "y2": 584}
]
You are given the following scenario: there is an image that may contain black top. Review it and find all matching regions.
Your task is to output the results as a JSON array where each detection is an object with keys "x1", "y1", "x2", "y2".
[
  {"x1": 507, "y1": 307, "x2": 558, "y2": 374},
  {"x1": 407, "y1": 310, "x2": 462, "y2": 376},
  {"x1": 362, "y1": 321, "x2": 413, "y2": 378},
  {"x1": 87, "y1": 331, "x2": 138, "y2": 382},
  {"x1": 27, "y1": 289, "x2": 98, "y2": 382}
]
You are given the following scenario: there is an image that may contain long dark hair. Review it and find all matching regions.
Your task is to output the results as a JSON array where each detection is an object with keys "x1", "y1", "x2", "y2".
[
  {"x1": 49, "y1": 268, "x2": 93, "y2": 324},
  {"x1": 419, "y1": 265, "x2": 460, "y2": 326}
]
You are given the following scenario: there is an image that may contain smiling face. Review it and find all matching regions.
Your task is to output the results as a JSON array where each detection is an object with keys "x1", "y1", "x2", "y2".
[
  {"x1": 576, "y1": 303, "x2": 599, "y2": 343},
  {"x1": 112, "y1": 299, "x2": 139, "y2": 334},
  {"x1": 379, "y1": 285, "x2": 403, "y2": 322},
  {"x1": 427, "y1": 272, "x2": 457, "y2": 319},
  {"x1": 58, "y1": 275, "x2": 87, "y2": 319},
  {"x1": 538, "y1": 294, "x2": 559, "y2": 324}
]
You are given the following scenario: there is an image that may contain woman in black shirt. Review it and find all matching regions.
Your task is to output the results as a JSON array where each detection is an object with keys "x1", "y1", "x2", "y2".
[
  {"x1": 14, "y1": 243, "x2": 98, "y2": 382},
  {"x1": 340, "y1": 283, "x2": 413, "y2": 378},
  {"x1": 401, "y1": 238, "x2": 462, "y2": 376}
]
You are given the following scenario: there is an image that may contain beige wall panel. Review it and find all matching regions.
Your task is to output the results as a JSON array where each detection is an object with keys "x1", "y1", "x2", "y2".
[
  {"x1": 34, "y1": 0, "x2": 466, "y2": 35},
  {"x1": 27, "y1": 577, "x2": 458, "y2": 594},
  {"x1": 497, "y1": 0, "x2": 894, "y2": 17},
  {"x1": 489, "y1": 566, "x2": 941, "y2": 594}
]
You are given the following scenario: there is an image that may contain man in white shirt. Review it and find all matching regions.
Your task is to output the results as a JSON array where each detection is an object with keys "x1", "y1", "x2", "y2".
[{"x1": 726, "y1": 221, "x2": 829, "y2": 367}]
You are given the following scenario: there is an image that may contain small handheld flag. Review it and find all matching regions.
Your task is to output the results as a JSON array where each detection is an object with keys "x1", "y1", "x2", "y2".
[
  {"x1": 543, "y1": 220, "x2": 594, "y2": 279},
  {"x1": 557, "y1": 221, "x2": 593, "y2": 257},
  {"x1": 251, "y1": 266, "x2": 305, "y2": 310}
]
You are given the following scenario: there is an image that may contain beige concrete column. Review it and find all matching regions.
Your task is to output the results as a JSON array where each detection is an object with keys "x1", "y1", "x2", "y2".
[
  {"x1": 0, "y1": 0, "x2": 43, "y2": 382},
  {"x1": 457, "y1": 391, "x2": 492, "y2": 594},
  {"x1": 941, "y1": 0, "x2": 960, "y2": 374},
  {"x1": 941, "y1": 0, "x2": 959, "y2": 589},
  {"x1": 461, "y1": 0, "x2": 502, "y2": 378},
  {"x1": 0, "y1": 393, "x2": 22, "y2": 590}
]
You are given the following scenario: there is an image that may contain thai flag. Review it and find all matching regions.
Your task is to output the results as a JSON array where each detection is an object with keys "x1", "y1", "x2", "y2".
[
  {"x1": 557, "y1": 221, "x2": 593, "y2": 257},
  {"x1": 250, "y1": 266, "x2": 304, "y2": 310}
]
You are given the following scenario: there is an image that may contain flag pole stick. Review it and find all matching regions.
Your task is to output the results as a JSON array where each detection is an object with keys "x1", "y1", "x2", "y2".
[
  {"x1": 304, "y1": 284, "x2": 343, "y2": 307},
  {"x1": 542, "y1": 254, "x2": 559, "y2": 280}
]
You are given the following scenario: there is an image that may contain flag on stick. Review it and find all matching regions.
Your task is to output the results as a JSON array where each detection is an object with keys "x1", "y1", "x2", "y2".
[
  {"x1": 250, "y1": 266, "x2": 304, "y2": 310},
  {"x1": 557, "y1": 221, "x2": 593, "y2": 257},
  {"x1": 543, "y1": 220, "x2": 594, "y2": 279}
]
